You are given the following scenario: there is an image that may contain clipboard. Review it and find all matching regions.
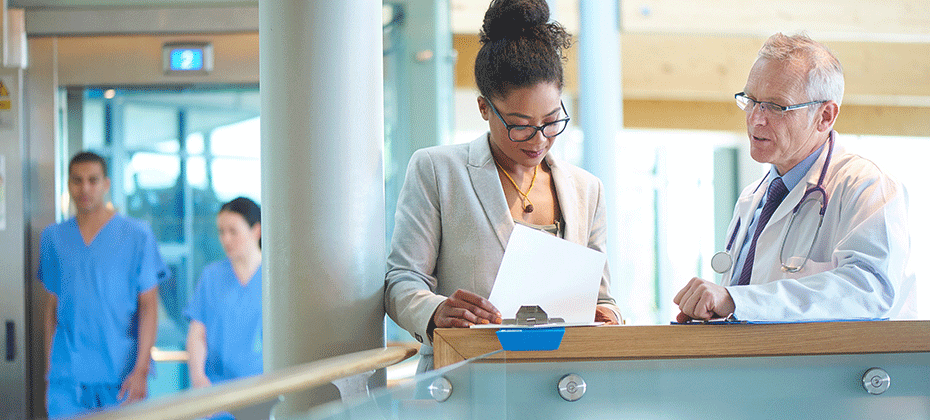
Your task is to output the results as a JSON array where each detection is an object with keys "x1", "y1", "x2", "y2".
[{"x1": 671, "y1": 313, "x2": 889, "y2": 325}]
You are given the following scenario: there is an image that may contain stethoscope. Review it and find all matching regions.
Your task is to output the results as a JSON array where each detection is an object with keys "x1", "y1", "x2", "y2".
[{"x1": 711, "y1": 135, "x2": 833, "y2": 275}]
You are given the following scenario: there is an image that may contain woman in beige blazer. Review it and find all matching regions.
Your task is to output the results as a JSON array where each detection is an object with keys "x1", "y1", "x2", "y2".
[{"x1": 385, "y1": 0, "x2": 621, "y2": 371}]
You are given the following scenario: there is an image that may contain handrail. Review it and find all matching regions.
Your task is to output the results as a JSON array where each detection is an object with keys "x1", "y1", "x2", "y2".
[
  {"x1": 150, "y1": 347, "x2": 189, "y2": 363},
  {"x1": 433, "y1": 320, "x2": 930, "y2": 368},
  {"x1": 80, "y1": 344, "x2": 419, "y2": 420}
]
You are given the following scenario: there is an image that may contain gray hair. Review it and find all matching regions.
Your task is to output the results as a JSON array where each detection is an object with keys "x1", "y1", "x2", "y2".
[{"x1": 758, "y1": 33, "x2": 845, "y2": 106}]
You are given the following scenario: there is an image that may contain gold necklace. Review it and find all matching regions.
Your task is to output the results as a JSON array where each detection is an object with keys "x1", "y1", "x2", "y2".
[{"x1": 496, "y1": 162, "x2": 538, "y2": 213}]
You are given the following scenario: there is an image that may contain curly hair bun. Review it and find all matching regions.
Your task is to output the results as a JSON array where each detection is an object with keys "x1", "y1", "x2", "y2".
[
  {"x1": 481, "y1": 0, "x2": 550, "y2": 43},
  {"x1": 474, "y1": 0, "x2": 570, "y2": 99}
]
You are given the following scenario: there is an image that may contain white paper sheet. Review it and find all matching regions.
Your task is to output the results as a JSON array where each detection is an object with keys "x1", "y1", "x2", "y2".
[{"x1": 487, "y1": 224, "x2": 607, "y2": 324}]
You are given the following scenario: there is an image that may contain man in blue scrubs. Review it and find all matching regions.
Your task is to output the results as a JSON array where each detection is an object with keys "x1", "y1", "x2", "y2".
[{"x1": 40, "y1": 151, "x2": 168, "y2": 419}]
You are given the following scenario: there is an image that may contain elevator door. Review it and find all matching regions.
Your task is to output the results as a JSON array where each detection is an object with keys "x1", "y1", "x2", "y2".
[
  {"x1": 0, "y1": 68, "x2": 27, "y2": 420},
  {"x1": 61, "y1": 85, "x2": 261, "y2": 397}
]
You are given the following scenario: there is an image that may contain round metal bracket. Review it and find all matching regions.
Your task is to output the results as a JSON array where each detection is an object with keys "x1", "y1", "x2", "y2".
[
  {"x1": 429, "y1": 376, "x2": 453, "y2": 402},
  {"x1": 558, "y1": 373, "x2": 586, "y2": 402},
  {"x1": 862, "y1": 367, "x2": 891, "y2": 395}
]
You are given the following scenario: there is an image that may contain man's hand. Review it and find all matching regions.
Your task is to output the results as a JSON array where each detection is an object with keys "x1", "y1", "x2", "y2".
[
  {"x1": 673, "y1": 277, "x2": 735, "y2": 322},
  {"x1": 118, "y1": 367, "x2": 149, "y2": 405},
  {"x1": 432, "y1": 289, "x2": 502, "y2": 328},
  {"x1": 594, "y1": 306, "x2": 620, "y2": 325}
]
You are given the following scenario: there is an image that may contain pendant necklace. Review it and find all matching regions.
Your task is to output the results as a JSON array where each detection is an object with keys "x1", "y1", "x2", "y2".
[{"x1": 496, "y1": 162, "x2": 538, "y2": 213}]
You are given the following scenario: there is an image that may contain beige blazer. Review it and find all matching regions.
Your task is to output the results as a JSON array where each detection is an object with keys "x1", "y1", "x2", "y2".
[{"x1": 384, "y1": 134, "x2": 619, "y2": 365}]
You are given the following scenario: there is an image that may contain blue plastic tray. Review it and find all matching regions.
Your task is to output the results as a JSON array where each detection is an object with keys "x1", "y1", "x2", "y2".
[{"x1": 495, "y1": 327, "x2": 565, "y2": 351}]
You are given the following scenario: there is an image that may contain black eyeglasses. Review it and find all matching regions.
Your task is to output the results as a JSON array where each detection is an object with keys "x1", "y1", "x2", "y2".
[
  {"x1": 486, "y1": 98, "x2": 570, "y2": 142},
  {"x1": 735, "y1": 92, "x2": 826, "y2": 116}
]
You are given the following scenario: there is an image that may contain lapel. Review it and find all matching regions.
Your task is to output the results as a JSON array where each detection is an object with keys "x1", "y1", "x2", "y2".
[
  {"x1": 721, "y1": 178, "x2": 767, "y2": 285},
  {"x1": 466, "y1": 134, "x2": 513, "y2": 250},
  {"x1": 734, "y1": 183, "x2": 765, "y2": 248},
  {"x1": 547, "y1": 155, "x2": 579, "y2": 243}
]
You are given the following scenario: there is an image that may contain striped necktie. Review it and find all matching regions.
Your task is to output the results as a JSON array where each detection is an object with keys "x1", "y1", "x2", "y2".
[{"x1": 736, "y1": 177, "x2": 789, "y2": 286}]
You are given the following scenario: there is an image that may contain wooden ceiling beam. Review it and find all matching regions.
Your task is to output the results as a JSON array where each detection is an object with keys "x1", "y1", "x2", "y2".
[
  {"x1": 453, "y1": 33, "x2": 930, "y2": 107},
  {"x1": 452, "y1": 0, "x2": 930, "y2": 44},
  {"x1": 621, "y1": 0, "x2": 930, "y2": 43}
]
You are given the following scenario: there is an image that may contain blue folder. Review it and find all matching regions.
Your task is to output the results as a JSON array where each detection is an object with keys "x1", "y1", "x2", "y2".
[{"x1": 671, "y1": 317, "x2": 888, "y2": 325}]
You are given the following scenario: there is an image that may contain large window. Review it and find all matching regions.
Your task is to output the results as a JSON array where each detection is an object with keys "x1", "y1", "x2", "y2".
[{"x1": 608, "y1": 129, "x2": 747, "y2": 324}]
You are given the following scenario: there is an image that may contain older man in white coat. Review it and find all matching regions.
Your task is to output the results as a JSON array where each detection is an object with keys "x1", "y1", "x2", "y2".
[{"x1": 674, "y1": 33, "x2": 916, "y2": 322}]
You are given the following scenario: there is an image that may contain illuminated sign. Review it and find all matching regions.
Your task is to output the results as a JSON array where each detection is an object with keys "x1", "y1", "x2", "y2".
[{"x1": 163, "y1": 42, "x2": 213, "y2": 74}]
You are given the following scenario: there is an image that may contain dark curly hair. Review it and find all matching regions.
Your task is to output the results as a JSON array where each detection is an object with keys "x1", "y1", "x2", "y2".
[{"x1": 474, "y1": 0, "x2": 571, "y2": 100}]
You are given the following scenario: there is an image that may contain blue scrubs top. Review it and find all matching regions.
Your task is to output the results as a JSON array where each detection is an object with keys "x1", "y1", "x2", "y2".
[
  {"x1": 39, "y1": 214, "x2": 168, "y2": 384},
  {"x1": 184, "y1": 259, "x2": 263, "y2": 384}
]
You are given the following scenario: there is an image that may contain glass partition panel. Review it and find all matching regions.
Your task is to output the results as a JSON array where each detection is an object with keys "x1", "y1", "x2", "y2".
[
  {"x1": 302, "y1": 351, "x2": 930, "y2": 419},
  {"x1": 303, "y1": 351, "x2": 505, "y2": 420}
]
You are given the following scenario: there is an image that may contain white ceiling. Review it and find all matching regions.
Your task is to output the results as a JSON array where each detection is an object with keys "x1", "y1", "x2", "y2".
[{"x1": 10, "y1": 0, "x2": 256, "y2": 7}]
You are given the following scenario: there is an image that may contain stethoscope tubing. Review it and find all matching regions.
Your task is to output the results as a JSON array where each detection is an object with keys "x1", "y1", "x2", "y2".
[{"x1": 713, "y1": 134, "x2": 835, "y2": 275}]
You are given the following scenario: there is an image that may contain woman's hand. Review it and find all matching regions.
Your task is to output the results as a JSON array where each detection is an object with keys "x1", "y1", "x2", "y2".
[
  {"x1": 432, "y1": 289, "x2": 503, "y2": 328},
  {"x1": 594, "y1": 305, "x2": 620, "y2": 325}
]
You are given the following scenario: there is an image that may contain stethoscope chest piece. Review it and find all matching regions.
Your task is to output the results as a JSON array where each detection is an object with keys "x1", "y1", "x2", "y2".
[{"x1": 711, "y1": 251, "x2": 733, "y2": 274}]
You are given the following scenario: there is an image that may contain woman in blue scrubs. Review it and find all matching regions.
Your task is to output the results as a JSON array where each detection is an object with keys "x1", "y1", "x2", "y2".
[{"x1": 185, "y1": 197, "x2": 263, "y2": 388}]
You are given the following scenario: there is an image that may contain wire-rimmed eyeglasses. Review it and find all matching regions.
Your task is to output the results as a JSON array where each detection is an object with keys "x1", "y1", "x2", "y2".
[
  {"x1": 735, "y1": 92, "x2": 826, "y2": 116},
  {"x1": 486, "y1": 98, "x2": 570, "y2": 142}
]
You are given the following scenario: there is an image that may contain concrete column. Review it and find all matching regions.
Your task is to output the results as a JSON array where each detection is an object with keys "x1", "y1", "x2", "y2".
[
  {"x1": 579, "y1": 1, "x2": 625, "y2": 315},
  {"x1": 259, "y1": 0, "x2": 385, "y2": 414}
]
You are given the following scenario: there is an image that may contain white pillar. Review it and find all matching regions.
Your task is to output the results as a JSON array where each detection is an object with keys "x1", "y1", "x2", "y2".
[
  {"x1": 259, "y1": 0, "x2": 385, "y2": 414},
  {"x1": 579, "y1": 0, "x2": 625, "y2": 317}
]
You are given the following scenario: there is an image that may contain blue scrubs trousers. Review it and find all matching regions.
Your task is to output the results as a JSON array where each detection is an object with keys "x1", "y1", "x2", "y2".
[{"x1": 47, "y1": 381, "x2": 122, "y2": 419}]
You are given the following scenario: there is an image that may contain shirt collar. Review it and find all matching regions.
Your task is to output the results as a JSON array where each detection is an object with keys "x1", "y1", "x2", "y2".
[{"x1": 766, "y1": 141, "x2": 827, "y2": 193}]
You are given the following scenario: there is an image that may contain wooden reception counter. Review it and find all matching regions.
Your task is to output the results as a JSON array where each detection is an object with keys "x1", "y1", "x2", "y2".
[{"x1": 433, "y1": 320, "x2": 930, "y2": 368}]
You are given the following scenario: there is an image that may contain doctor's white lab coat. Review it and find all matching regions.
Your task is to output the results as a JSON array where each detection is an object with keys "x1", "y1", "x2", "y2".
[{"x1": 722, "y1": 133, "x2": 917, "y2": 321}]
